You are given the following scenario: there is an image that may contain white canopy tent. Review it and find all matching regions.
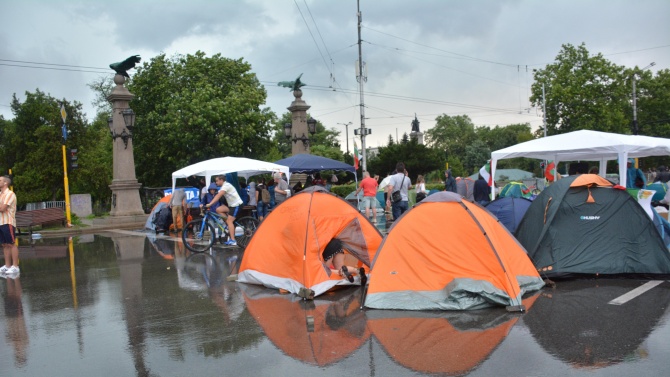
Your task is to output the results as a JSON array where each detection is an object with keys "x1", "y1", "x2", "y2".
[
  {"x1": 171, "y1": 157, "x2": 290, "y2": 190},
  {"x1": 490, "y1": 130, "x2": 670, "y2": 198}
]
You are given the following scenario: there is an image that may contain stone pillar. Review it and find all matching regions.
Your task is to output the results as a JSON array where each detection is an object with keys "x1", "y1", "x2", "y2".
[
  {"x1": 288, "y1": 89, "x2": 311, "y2": 155},
  {"x1": 106, "y1": 74, "x2": 145, "y2": 221},
  {"x1": 410, "y1": 131, "x2": 424, "y2": 145}
]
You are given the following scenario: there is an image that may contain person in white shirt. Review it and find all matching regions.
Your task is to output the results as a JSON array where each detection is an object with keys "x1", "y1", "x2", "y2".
[
  {"x1": 386, "y1": 162, "x2": 412, "y2": 220},
  {"x1": 204, "y1": 175, "x2": 244, "y2": 246}
]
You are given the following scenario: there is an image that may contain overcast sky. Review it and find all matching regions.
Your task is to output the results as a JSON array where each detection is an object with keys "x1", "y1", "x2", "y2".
[{"x1": 1, "y1": 0, "x2": 669, "y2": 150}]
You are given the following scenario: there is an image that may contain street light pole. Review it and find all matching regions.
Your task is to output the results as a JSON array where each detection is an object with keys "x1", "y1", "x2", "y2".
[
  {"x1": 338, "y1": 122, "x2": 352, "y2": 155},
  {"x1": 632, "y1": 62, "x2": 655, "y2": 135}
]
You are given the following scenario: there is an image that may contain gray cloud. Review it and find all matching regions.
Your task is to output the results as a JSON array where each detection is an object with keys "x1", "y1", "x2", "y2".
[{"x1": 1, "y1": 0, "x2": 669, "y2": 148}]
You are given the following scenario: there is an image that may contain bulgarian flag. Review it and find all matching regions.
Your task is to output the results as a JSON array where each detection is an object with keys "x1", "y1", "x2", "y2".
[
  {"x1": 479, "y1": 160, "x2": 492, "y2": 186},
  {"x1": 353, "y1": 140, "x2": 361, "y2": 170},
  {"x1": 545, "y1": 161, "x2": 556, "y2": 182}
]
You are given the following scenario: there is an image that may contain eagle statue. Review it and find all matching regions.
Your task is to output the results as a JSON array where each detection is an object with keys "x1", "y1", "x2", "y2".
[{"x1": 109, "y1": 55, "x2": 142, "y2": 78}]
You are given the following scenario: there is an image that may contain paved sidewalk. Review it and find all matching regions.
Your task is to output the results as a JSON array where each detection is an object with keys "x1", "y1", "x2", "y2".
[{"x1": 32, "y1": 216, "x2": 148, "y2": 238}]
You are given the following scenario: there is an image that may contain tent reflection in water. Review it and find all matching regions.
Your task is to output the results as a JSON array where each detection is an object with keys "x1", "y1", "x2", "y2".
[
  {"x1": 525, "y1": 281, "x2": 670, "y2": 368},
  {"x1": 238, "y1": 186, "x2": 382, "y2": 298},
  {"x1": 364, "y1": 192, "x2": 544, "y2": 311},
  {"x1": 367, "y1": 294, "x2": 539, "y2": 375},
  {"x1": 242, "y1": 284, "x2": 369, "y2": 367}
]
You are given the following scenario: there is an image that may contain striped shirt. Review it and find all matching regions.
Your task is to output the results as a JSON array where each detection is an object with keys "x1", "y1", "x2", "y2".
[{"x1": 0, "y1": 189, "x2": 16, "y2": 226}]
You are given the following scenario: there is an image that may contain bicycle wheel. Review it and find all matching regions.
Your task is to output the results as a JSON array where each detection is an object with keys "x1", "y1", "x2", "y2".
[
  {"x1": 182, "y1": 219, "x2": 216, "y2": 253},
  {"x1": 234, "y1": 216, "x2": 260, "y2": 249}
]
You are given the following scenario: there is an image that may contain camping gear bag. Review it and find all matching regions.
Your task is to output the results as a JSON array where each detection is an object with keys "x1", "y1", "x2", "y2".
[{"x1": 391, "y1": 176, "x2": 406, "y2": 203}]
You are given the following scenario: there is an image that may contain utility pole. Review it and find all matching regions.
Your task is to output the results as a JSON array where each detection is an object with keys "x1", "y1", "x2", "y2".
[
  {"x1": 356, "y1": 0, "x2": 369, "y2": 171},
  {"x1": 542, "y1": 84, "x2": 547, "y2": 138},
  {"x1": 632, "y1": 62, "x2": 656, "y2": 135},
  {"x1": 542, "y1": 84, "x2": 548, "y2": 179},
  {"x1": 632, "y1": 77, "x2": 639, "y2": 135},
  {"x1": 337, "y1": 122, "x2": 352, "y2": 155}
]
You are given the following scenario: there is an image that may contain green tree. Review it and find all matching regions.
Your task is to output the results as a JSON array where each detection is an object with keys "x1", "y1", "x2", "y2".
[
  {"x1": 637, "y1": 68, "x2": 670, "y2": 138},
  {"x1": 425, "y1": 114, "x2": 476, "y2": 159},
  {"x1": 476, "y1": 123, "x2": 533, "y2": 152},
  {"x1": 367, "y1": 138, "x2": 443, "y2": 181},
  {"x1": 70, "y1": 112, "x2": 113, "y2": 205},
  {"x1": 530, "y1": 43, "x2": 630, "y2": 135},
  {"x1": 128, "y1": 51, "x2": 275, "y2": 186},
  {"x1": 4, "y1": 90, "x2": 88, "y2": 205},
  {"x1": 463, "y1": 139, "x2": 490, "y2": 175}
]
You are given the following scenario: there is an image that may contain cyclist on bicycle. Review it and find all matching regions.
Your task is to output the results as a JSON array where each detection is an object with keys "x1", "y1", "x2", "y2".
[{"x1": 203, "y1": 175, "x2": 243, "y2": 246}]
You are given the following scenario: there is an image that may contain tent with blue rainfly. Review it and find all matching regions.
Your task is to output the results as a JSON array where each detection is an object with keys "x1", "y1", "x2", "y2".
[
  {"x1": 485, "y1": 197, "x2": 533, "y2": 234},
  {"x1": 646, "y1": 182, "x2": 668, "y2": 201}
]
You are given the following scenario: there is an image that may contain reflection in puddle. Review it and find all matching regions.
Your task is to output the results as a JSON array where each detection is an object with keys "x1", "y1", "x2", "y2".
[
  {"x1": 366, "y1": 293, "x2": 539, "y2": 375},
  {"x1": 525, "y1": 281, "x2": 669, "y2": 369},
  {"x1": 242, "y1": 284, "x2": 370, "y2": 367}
]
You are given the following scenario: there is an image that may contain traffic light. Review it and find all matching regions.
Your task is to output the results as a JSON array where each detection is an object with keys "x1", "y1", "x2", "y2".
[
  {"x1": 69, "y1": 149, "x2": 78, "y2": 169},
  {"x1": 540, "y1": 161, "x2": 546, "y2": 169}
]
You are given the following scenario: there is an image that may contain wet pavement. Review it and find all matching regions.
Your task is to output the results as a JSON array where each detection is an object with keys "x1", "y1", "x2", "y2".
[{"x1": 1, "y1": 230, "x2": 670, "y2": 377}]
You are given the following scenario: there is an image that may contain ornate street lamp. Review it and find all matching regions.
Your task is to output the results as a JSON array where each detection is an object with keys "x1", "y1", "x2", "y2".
[
  {"x1": 307, "y1": 117, "x2": 317, "y2": 135},
  {"x1": 122, "y1": 108, "x2": 136, "y2": 134},
  {"x1": 108, "y1": 108, "x2": 135, "y2": 149},
  {"x1": 285, "y1": 118, "x2": 318, "y2": 148}
]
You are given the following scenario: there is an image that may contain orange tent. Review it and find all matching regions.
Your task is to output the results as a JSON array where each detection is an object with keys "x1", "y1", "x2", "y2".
[
  {"x1": 365, "y1": 191, "x2": 544, "y2": 311},
  {"x1": 242, "y1": 284, "x2": 370, "y2": 367},
  {"x1": 144, "y1": 194, "x2": 172, "y2": 231},
  {"x1": 238, "y1": 186, "x2": 383, "y2": 298},
  {"x1": 367, "y1": 294, "x2": 539, "y2": 375}
]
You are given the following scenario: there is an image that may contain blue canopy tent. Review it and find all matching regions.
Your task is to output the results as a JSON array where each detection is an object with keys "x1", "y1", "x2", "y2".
[
  {"x1": 274, "y1": 154, "x2": 356, "y2": 174},
  {"x1": 275, "y1": 153, "x2": 358, "y2": 203}
]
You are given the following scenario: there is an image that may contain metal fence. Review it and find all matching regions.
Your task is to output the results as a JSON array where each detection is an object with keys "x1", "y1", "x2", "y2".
[{"x1": 25, "y1": 201, "x2": 66, "y2": 211}]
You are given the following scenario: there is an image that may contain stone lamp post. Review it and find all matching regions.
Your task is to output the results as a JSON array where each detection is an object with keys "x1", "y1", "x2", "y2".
[{"x1": 105, "y1": 74, "x2": 145, "y2": 221}]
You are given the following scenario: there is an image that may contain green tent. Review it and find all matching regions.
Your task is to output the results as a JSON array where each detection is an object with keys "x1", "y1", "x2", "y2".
[
  {"x1": 515, "y1": 174, "x2": 670, "y2": 278},
  {"x1": 499, "y1": 182, "x2": 532, "y2": 199}
]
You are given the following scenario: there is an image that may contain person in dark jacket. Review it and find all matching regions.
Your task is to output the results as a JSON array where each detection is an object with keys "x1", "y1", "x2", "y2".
[
  {"x1": 655, "y1": 166, "x2": 670, "y2": 183},
  {"x1": 444, "y1": 169, "x2": 457, "y2": 193},
  {"x1": 473, "y1": 175, "x2": 491, "y2": 205}
]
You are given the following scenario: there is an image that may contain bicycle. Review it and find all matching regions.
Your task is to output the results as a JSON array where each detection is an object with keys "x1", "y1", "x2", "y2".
[{"x1": 182, "y1": 207, "x2": 260, "y2": 253}]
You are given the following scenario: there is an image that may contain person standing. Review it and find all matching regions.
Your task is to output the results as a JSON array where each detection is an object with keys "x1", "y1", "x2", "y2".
[
  {"x1": 255, "y1": 181, "x2": 270, "y2": 221},
  {"x1": 474, "y1": 174, "x2": 491, "y2": 206},
  {"x1": 415, "y1": 175, "x2": 427, "y2": 203},
  {"x1": 204, "y1": 175, "x2": 244, "y2": 246},
  {"x1": 444, "y1": 169, "x2": 457, "y2": 193},
  {"x1": 655, "y1": 166, "x2": 670, "y2": 183},
  {"x1": 386, "y1": 162, "x2": 412, "y2": 221},
  {"x1": 0, "y1": 176, "x2": 19, "y2": 276},
  {"x1": 356, "y1": 171, "x2": 379, "y2": 223},
  {"x1": 272, "y1": 172, "x2": 290, "y2": 206},
  {"x1": 170, "y1": 188, "x2": 186, "y2": 232},
  {"x1": 626, "y1": 158, "x2": 646, "y2": 189}
]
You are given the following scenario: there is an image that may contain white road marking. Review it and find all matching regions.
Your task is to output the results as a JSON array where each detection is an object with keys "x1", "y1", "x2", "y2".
[{"x1": 608, "y1": 280, "x2": 665, "y2": 305}]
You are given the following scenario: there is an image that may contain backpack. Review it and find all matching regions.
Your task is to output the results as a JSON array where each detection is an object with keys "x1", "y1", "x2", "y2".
[{"x1": 261, "y1": 186, "x2": 271, "y2": 204}]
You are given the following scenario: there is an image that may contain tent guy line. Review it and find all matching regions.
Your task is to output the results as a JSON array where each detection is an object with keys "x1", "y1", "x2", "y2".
[{"x1": 608, "y1": 281, "x2": 665, "y2": 305}]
